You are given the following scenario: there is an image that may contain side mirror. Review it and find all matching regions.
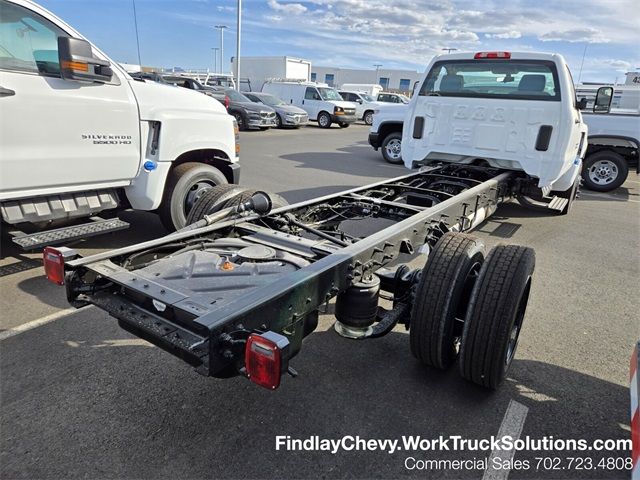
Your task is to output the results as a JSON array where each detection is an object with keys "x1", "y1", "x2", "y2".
[
  {"x1": 593, "y1": 86, "x2": 613, "y2": 113},
  {"x1": 357, "y1": 99, "x2": 363, "y2": 104},
  {"x1": 58, "y1": 36, "x2": 112, "y2": 83},
  {"x1": 577, "y1": 97, "x2": 588, "y2": 110}
]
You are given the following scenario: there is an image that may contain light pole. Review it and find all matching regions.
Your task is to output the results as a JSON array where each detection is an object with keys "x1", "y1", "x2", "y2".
[
  {"x1": 235, "y1": 0, "x2": 241, "y2": 91},
  {"x1": 373, "y1": 63, "x2": 382, "y2": 84},
  {"x1": 215, "y1": 25, "x2": 228, "y2": 73},
  {"x1": 211, "y1": 47, "x2": 219, "y2": 73}
]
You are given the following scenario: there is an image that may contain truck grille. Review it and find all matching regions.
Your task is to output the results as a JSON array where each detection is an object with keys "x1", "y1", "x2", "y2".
[{"x1": 344, "y1": 108, "x2": 356, "y2": 115}]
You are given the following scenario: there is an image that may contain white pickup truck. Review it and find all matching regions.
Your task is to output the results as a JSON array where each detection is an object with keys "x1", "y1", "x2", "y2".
[
  {"x1": 0, "y1": 0, "x2": 239, "y2": 249},
  {"x1": 402, "y1": 52, "x2": 587, "y2": 198},
  {"x1": 580, "y1": 86, "x2": 639, "y2": 191}
]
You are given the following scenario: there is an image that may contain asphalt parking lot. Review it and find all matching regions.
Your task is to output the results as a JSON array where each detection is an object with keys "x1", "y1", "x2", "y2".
[{"x1": 1, "y1": 123, "x2": 638, "y2": 479}]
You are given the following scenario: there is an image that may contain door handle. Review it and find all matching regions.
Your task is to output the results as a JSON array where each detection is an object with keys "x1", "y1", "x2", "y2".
[{"x1": 0, "y1": 86, "x2": 16, "y2": 97}]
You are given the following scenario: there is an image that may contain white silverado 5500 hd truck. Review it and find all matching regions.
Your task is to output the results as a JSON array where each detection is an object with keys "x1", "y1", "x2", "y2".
[{"x1": 0, "y1": 0, "x2": 239, "y2": 249}]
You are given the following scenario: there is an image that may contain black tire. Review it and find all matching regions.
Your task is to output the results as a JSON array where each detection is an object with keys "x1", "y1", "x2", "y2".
[
  {"x1": 158, "y1": 162, "x2": 228, "y2": 231},
  {"x1": 363, "y1": 110, "x2": 374, "y2": 125},
  {"x1": 581, "y1": 151, "x2": 629, "y2": 192},
  {"x1": 459, "y1": 245, "x2": 535, "y2": 389},
  {"x1": 381, "y1": 132, "x2": 403, "y2": 164},
  {"x1": 186, "y1": 186, "x2": 289, "y2": 225},
  {"x1": 410, "y1": 233, "x2": 485, "y2": 370},
  {"x1": 317, "y1": 111, "x2": 332, "y2": 128},
  {"x1": 185, "y1": 184, "x2": 246, "y2": 225},
  {"x1": 339, "y1": 122, "x2": 349, "y2": 128},
  {"x1": 232, "y1": 111, "x2": 247, "y2": 131},
  {"x1": 275, "y1": 114, "x2": 283, "y2": 128}
]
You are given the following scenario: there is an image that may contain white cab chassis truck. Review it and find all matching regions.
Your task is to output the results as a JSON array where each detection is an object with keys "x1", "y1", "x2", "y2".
[
  {"x1": 402, "y1": 51, "x2": 587, "y2": 207},
  {"x1": 48, "y1": 53, "x2": 588, "y2": 392},
  {"x1": 0, "y1": 0, "x2": 240, "y2": 249}
]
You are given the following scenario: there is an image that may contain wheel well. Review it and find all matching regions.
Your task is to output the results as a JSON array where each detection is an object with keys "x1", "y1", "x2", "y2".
[
  {"x1": 586, "y1": 144, "x2": 638, "y2": 163},
  {"x1": 378, "y1": 122, "x2": 403, "y2": 140},
  {"x1": 172, "y1": 150, "x2": 235, "y2": 183}
]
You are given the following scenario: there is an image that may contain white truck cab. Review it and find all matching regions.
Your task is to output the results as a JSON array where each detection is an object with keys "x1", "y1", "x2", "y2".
[
  {"x1": 579, "y1": 85, "x2": 639, "y2": 191},
  {"x1": 262, "y1": 81, "x2": 357, "y2": 128},
  {"x1": 402, "y1": 51, "x2": 588, "y2": 193},
  {"x1": 0, "y1": 0, "x2": 239, "y2": 248},
  {"x1": 338, "y1": 90, "x2": 382, "y2": 125}
]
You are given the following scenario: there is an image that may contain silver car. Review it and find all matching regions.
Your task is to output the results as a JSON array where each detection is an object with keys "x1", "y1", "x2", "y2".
[{"x1": 244, "y1": 92, "x2": 309, "y2": 128}]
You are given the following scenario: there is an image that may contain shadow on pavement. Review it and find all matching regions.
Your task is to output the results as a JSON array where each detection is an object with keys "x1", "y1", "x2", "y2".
[{"x1": 0, "y1": 317, "x2": 630, "y2": 479}]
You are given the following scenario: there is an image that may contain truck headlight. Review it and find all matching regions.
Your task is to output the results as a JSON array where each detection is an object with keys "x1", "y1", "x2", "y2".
[{"x1": 334, "y1": 106, "x2": 344, "y2": 115}]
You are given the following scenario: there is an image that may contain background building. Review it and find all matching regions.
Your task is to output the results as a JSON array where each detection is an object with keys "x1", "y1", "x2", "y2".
[{"x1": 310, "y1": 66, "x2": 422, "y2": 92}]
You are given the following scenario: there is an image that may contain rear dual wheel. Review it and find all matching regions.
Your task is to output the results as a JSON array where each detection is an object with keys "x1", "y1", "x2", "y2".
[{"x1": 410, "y1": 233, "x2": 535, "y2": 388}]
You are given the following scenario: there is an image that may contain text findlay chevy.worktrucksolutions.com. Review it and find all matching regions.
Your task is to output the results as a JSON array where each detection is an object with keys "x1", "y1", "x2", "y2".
[{"x1": 274, "y1": 435, "x2": 632, "y2": 455}]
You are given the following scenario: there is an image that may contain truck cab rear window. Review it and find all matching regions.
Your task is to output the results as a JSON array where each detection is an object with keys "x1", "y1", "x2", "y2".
[{"x1": 419, "y1": 60, "x2": 561, "y2": 101}]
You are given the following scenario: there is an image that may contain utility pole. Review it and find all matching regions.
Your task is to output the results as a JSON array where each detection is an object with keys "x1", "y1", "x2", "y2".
[
  {"x1": 132, "y1": 0, "x2": 142, "y2": 65},
  {"x1": 235, "y1": 0, "x2": 241, "y2": 91},
  {"x1": 373, "y1": 64, "x2": 382, "y2": 84},
  {"x1": 577, "y1": 44, "x2": 588, "y2": 84},
  {"x1": 215, "y1": 25, "x2": 228, "y2": 73},
  {"x1": 211, "y1": 47, "x2": 219, "y2": 73}
]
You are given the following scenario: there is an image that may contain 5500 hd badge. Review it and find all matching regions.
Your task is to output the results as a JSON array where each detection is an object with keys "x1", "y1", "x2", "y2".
[{"x1": 82, "y1": 134, "x2": 132, "y2": 145}]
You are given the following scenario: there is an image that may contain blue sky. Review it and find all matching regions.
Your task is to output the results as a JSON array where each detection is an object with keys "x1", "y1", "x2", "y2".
[{"x1": 38, "y1": 0, "x2": 639, "y2": 83}]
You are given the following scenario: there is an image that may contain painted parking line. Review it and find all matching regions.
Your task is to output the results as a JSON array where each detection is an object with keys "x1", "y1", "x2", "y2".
[
  {"x1": 482, "y1": 399, "x2": 529, "y2": 480},
  {"x1": 0, "y1": 306, "x2": 89, "y2": 341}
]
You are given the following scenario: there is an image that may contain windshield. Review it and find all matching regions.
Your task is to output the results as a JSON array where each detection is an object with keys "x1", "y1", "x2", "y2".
[
  {"x1": 420, "y1": 60, "x2": 560, "y2": 101},
  {"x1": 361, "y1": 94, "x2": 375, "y2": 102},
  {"x1": 226, "y1": 89, "x2": 251, "y2": 102},
  {"x1": 256, "y1": 94, "x2": 286, "y2": 106},
  {"x1": 317, "y1": 87, "x2": 343, "y2": 101},
  {"x1": 398, "y1": 95, "x2": 410, "y2": 103}
]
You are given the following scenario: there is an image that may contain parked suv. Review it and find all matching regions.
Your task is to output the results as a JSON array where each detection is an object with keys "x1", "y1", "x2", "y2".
[
  {"x1": 338, "y1": 90, "x2": 382, "y2": 125},
  {"x1": 209, "y1": 88, "x2": 277, "y2": 131},
  {"x1": 244, "y1": 92, "x2": 309, "y2": 128}
]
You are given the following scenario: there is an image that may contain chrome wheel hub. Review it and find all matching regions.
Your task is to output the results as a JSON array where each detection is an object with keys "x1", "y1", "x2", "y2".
[{"x1": 588, "y1": 160, "x2": 617, "y2": 185}]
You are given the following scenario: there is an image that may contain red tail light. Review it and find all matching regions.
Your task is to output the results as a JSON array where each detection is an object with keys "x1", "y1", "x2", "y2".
[
  {"x1": 245, "y1": 331, "x2": 290, "y2": 390},
  {"x1": 43, "y1": 246, "x2": 77, "y2": 285},
  {"x1": 224, "y1": 95, "x2": 230, "y2": 109},
  {"x1": 43, "y1": 247, "x2": 66, "y2": 285},
  {"x1": 474, "y1": 51, "x2": 511, "y2": 59}
]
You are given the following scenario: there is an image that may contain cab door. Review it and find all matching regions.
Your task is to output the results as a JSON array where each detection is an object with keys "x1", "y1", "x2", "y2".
[
  {"x1": 0, "y1": 0, "x2": 140, "y2": 199},
  {"x1": 302, "y1": 86, "x2": 322, "y2": 120}
]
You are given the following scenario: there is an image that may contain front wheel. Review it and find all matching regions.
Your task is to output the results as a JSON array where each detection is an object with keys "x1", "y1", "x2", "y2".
[
  {"x1": 275, "y1": 114, "x2": 283, "y2": 128},
  {"x1": 317, "y1": 112, "x2": 332, "y2": 128},
  {"x1": 381, "y1": 132, "x2": 403, "y2": 164},
  {"x1": 363, "y1": 111, "x2": 374, "y2": 125},
  {"x1": 581, "y1": 151, "x2": 628, "y2": 192},
  {"x1": 232, "y1": 111, "x2": 247, "y2": 131},
  {"x1": 158, "y1": 162, "x2": 228, "y2": 231}
]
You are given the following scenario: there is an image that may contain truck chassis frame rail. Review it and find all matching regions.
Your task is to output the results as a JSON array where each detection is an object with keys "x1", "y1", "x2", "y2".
[{"x1": 57, "y1": 164, "x2": 535, "y2": 390}]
